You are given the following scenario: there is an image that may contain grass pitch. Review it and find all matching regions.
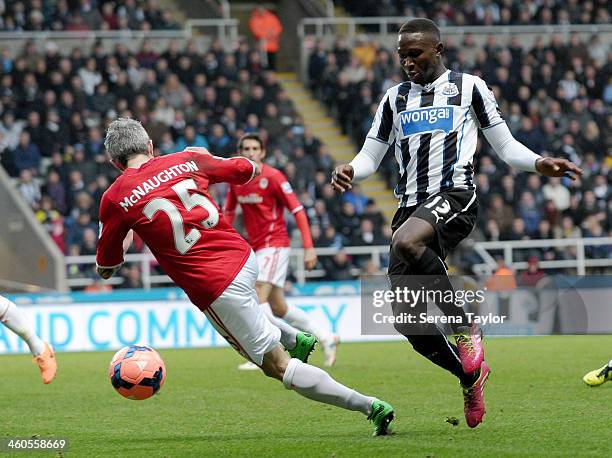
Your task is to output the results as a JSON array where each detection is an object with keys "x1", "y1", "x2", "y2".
[{"x1": 2, "y1": 336, "x2": 611, "y2": 457}]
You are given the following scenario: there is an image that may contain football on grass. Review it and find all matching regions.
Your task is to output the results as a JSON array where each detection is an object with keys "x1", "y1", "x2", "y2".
[{"x1": 109, "y1": 345, "x2": 166, "y2": 400}]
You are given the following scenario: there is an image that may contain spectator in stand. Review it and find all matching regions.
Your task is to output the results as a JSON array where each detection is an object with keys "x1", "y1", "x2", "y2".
[
  {"x1": 542, "y1": 177, "x2": 572, "y2": 211},
  {"x1": 118, "y1": 265, "x2": 144, "y2": 289},
  {"x1": 335, "y1": 201, "x2": 361, "y2": 243},
  {"x1": 174, "y1": 124, "x2": 209, "y2": 152},
  {"x1": 350, "y1": 219, "x2": 388, "y2": 268},
  {"x1": 341, "y1": 183, "x2": 369, "y2": 215},
  {"x1": 36, "y1": 195, "x2": 65, "y2": 252},
  {"x1": 43, "y1": 170, "x2": 67, "y2": 215},
  {"x1": 248, "y1": 5, "x2": 283, "y2": 70},
  {"x1": 12, "y1": 130, "x2": 41, "y2": 174},
  {"x1": 17, "y1": 168, "x2": 40, "y2": 207},
  {"x1": 326, "y1": 250, "x2": 355, "y2": 281},
  {"x1": 362, "y1": 199, "x2": 386, "y2": 229},
  {"x1": 519, "y1": 256, "x2": 546, "y2": 287}
]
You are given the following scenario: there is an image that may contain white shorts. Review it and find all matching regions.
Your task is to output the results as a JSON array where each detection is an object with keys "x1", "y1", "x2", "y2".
[
  {"x1": 256, "y1": 247, "x2": 291, "y2": 288},
  {"x1": 205, "y1": 251, "x2": 281, "y2": 365}
]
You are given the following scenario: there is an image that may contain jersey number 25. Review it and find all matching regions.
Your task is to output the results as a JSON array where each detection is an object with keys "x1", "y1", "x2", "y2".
[{"x1": 143, "y1": 178, "x2": 219, "y2": 254}]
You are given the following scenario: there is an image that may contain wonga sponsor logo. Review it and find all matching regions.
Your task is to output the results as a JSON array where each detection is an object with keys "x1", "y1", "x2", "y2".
[{"x1": 400, "y1": 107, "x2": 454, "y2": 137}]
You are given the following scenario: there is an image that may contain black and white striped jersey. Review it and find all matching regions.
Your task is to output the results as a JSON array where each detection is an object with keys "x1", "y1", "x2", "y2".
[{"x1": 366, "y1": 69, "x2": 503, "y2": 207}]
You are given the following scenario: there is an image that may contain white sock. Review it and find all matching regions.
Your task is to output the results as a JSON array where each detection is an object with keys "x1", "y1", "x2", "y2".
[
  {"x1": 282, "y1": 358, "x2": 374, "y2": 415},
  {"x1": 608, "y1": 359, "x2": 612, "y2": 368},
  {"x1": 283, "y1": 305, "x2": 332, "y2": 343},
  {"x1": 0, "y1": 295, "x2": 46, "y2": 356},
  {"x1": 260, "y1": 303, "x2": 299, "y2": 350}
]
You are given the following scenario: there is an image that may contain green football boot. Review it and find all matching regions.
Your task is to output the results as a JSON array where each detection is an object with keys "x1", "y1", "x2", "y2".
[
  {"x1": 368, "y1": 400, "x2": 395, "y2": 436},
  {"x1": 287, "y1": 332, "x2": 317, "y2": 363}
]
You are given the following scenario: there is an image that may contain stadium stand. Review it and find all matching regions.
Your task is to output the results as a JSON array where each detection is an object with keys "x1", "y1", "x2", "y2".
[
  {"x1": 0, "y1": 3, "x2": 609, "y2": 289},
  {"x1": 0, "y1": 33, "x2": 390, "y2": 287},
  {"x1": 0, "y1": 0, "x2": 180, "y2": 31}
]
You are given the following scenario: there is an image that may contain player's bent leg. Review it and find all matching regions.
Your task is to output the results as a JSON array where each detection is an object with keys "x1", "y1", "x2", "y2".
[
  {"x1": 259, "y1": 302, "x2": 300, "y2": 352},
  {"x1": 259, "y1": 304, "x2": 316, "y2": 362},
  {"x1": 390, "y1": 216, "x2": 479, "y2": 372},
  {"x1": 267, "y1": 287, "x2": 288, "y2": 317},
  {"x1": 259, "y1": 345, "x2": 289, "y2": 380},
  {"x1": 0, "y1": 295, "x2": 57, "y2": 384},
  {"x1": 390, "y1": 216, "x2": 434, "y2": 266},
  {"x1": 269, "y1": 287, "x2": 339, "y2": 367},
  {"x1": 255, "y1": 281, "x2": 274, "y2": 305},
  {"x1": 273, "y1": 352, "x2": 394, "y2": 436},
  {"x1": 237, "y1": 300, "x2": 285, "y2": 371},
  {"x1": 204, "y1": 252, "x2": 282, "y2": 367}
]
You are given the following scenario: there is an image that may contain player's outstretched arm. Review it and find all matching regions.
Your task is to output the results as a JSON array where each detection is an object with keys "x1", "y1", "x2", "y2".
[
  {"x1": 332, "y1": 136, "x2": 389, "y2": 194},
  {"x1": 535, "y1": 157, "x2": 583, "y2": 181},
  {"x1": 483, "y1": 122, "x2": 583, "y2": 179}
]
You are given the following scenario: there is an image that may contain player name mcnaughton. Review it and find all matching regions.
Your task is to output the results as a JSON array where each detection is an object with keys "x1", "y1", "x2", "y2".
[{"x1": 119, "y1": 161, "x2": 200, "y2": 212}]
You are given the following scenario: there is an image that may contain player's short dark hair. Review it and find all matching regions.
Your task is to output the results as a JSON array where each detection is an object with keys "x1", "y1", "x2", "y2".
[
  {"x1": 238, "y1": 133, "x2": 264, "y2": 150},
  {"x1": 398, "y1": 18, "x2": 441, "y2": 41}
]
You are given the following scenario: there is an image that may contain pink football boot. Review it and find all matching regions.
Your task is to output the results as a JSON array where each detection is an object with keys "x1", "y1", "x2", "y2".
[
  {"x1": 462, "y1": 361, "x2": 490, "y2": 428},
  {"x1": 455, "y1": 323, "x2": 485, "y2": 374}
]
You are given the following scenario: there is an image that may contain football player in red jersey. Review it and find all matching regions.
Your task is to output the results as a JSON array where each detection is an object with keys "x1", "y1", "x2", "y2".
[
  {"x1": 96, "y1": 119, "x2": 394, "y2": 436},
  {"x1": 225, "y1": 134, "x2": 340, "y2": 368}
]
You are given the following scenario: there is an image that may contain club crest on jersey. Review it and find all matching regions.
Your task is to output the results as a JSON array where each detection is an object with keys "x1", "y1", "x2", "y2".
[
  {"x1": 281, "y1": 182, "x2": 293, "y2": 194},
  {"x1": 399, "y1": 107, "x2": 454, "y2": 136},
  {"x1": 441, "y1": 82, "x2": 459, "y2": 97},
  {"x1": 259, "y1": 178, "x2": 268, "y2": 189}
]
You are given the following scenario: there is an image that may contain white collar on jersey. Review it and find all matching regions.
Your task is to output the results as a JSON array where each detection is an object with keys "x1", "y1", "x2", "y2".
[{"x1": 418, "y1": 69, "x2": 451, "y2": 91}]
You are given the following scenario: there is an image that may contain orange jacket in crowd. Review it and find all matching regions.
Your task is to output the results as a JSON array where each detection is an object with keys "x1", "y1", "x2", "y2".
[
  {"x1": 249, "y1": 7, "x2": 283, "y2": 53},
  {"x1": 486, "y1": 266, "x2": 517, "y2": 292}
]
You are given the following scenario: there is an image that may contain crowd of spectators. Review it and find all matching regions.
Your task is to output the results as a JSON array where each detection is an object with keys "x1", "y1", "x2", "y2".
[
  {"x1": 0, "y1": 35, "x2": 393, "y2": 288},
  {"x1": 0, "y1": 0, "x2": 179, "y2": 32},
  {"x1": 309, "y1": 31, "x2": 611, "y2": 267},
  {"x1": 1, "y1": 3, "x2": 610, "y2": 288},
  {"x1": 337, "y1": 0, "x2": 611, "y2": 26}
]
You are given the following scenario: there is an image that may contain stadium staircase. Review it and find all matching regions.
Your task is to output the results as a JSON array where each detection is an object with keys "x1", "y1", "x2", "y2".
[{"x1": 276, "y1": 72, "x2": 398, "y2": 222}]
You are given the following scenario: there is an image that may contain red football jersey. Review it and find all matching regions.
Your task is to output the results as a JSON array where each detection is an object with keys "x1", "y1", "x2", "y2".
[
  {"x1": 96, "y1": 149, "x2": 256, "y2": 310},
  {"x1": 225, "y1": 164, "x2": 302, "y2": 251}
]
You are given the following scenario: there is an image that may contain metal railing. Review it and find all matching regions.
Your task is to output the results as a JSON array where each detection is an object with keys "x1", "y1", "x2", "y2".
[
  {"x1": 471, "y1": 237, "x2": 612, "y2": 277},
  {"x1": 298, "y1": 17, "x2": 612, "y2": 40},
  {"x1": 64, "y1": 238, "x2": 612, "y2": 290},
  {"x1": 0, "y1": 19, "x2": 240, "y2": 52}
]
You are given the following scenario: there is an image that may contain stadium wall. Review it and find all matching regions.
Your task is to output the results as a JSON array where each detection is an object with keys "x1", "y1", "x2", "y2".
[{"x1": 0, "y1": 167, "x2": 67, "y2": 292}]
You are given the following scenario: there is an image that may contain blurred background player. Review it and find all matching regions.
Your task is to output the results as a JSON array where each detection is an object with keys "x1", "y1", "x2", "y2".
[
  {"x1": 583, "y1": 360, "x2": 612, "y2": 386},
  {"x1": 0, "y1": 294, "x2": 57, "y2": 384},
  {"x1": 331, "y1": 18, "x2": 582, "y2": 428},
  {"x1": 225, "y1": 133, "x2": 340, "y2": 369},
  {"x1": 97, "y1": 119, "x2": 394, "y2": 436}
]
